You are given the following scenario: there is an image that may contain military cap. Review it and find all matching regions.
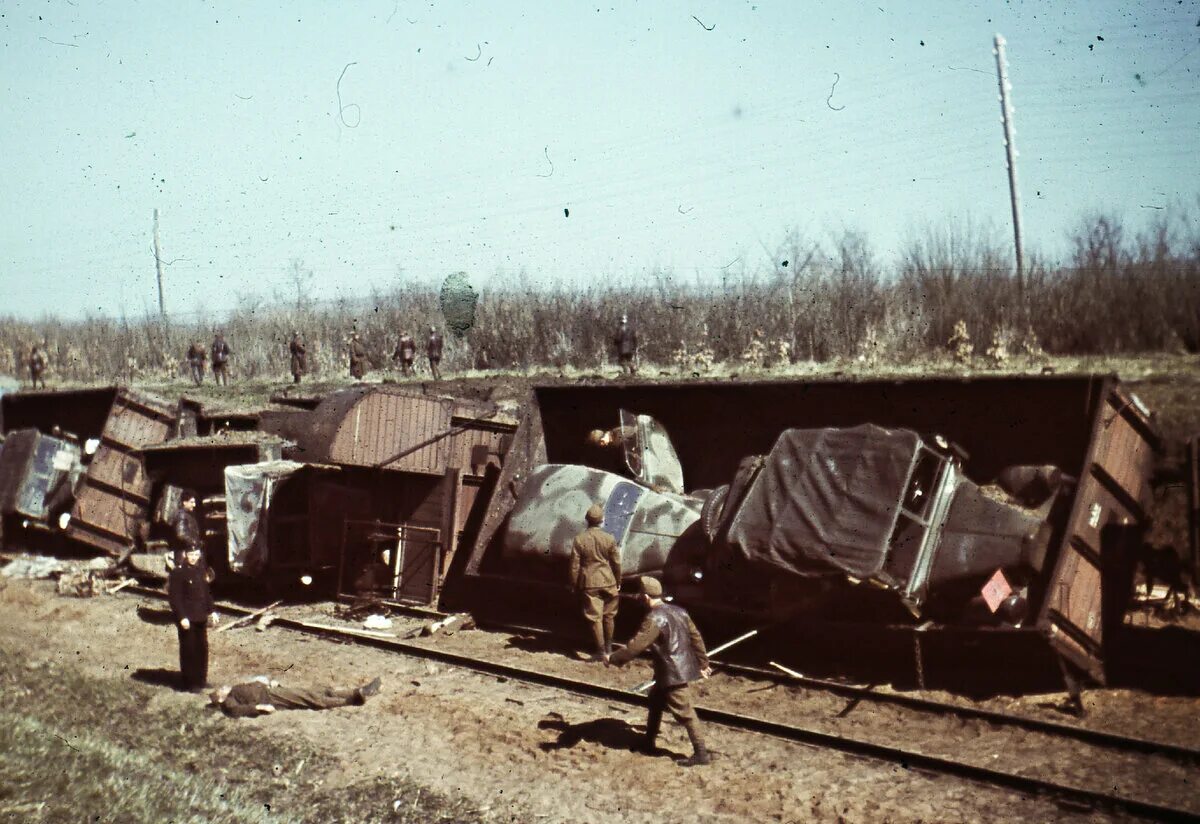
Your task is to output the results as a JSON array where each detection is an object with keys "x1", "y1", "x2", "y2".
[
  {"x1": 585, "y1": 503, "x2": 604, "y2": 525},
  {"x1": 639, "y1": 576, "x2": 663, "y2": 598}
]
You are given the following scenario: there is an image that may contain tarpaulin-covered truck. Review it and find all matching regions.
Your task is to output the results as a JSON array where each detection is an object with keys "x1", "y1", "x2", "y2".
[{"x1": 459, "y1": 376, "x2": 1159, "y2": 686}]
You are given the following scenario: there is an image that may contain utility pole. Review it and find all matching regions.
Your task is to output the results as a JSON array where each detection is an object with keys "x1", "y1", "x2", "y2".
[
  {"x1": 993, "y1": 34, "x2": 1025, "y2": 303},
  {"x1": 153, "y1": 208, "x2": 167, "y2": 323}
]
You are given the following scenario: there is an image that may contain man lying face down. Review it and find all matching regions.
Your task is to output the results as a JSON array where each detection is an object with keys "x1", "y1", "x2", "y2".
[{"x1": 209, "y1": 675, "x2": 382, "y2": 718}]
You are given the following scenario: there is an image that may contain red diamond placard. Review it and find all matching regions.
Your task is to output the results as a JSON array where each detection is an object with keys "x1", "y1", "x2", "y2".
[{"x1": 981, "y1": 569, "x2": 1013, "y2": 613}]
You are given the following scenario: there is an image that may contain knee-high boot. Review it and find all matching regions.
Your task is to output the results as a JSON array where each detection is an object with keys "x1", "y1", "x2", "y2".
[{"x1": 678, "y1": 719, "x2": 711, "y2": 767}]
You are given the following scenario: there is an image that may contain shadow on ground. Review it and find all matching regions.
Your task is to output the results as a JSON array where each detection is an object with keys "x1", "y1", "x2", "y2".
[
  {"x1": 537, "y1": 712, "x2": 682, "y2": 760},
  {"x1": 131, "y1": 667, "x2": 190, "y2": 692}
]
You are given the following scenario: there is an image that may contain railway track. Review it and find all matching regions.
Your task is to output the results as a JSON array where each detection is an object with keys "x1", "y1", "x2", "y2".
[
  {"x1": 372, "y1": 598, "x2": 1200, "y2": 768},
  {"x1": 127, "y1": 585, "x2": 1199, "y2": 822}
]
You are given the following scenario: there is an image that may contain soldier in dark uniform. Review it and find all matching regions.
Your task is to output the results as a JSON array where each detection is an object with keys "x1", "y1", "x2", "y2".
[
  {"x1": 393, "y1": 331, "x2": 416, "y2": 377},
  {"x1": 210, "y1": 332, "x2": 231, "y2": 386},
  {"x1": 614, "y1": 314, "x2": 638, "y2": 376},
  {"x1": 28, "y1": 345, "x2": 47, "y2": 389},
  {"x1": 608, "y1": 576, "x2": 712, "y2": 766},
  {"x1": 348, "y1": 332, "x2": 367, "y2": 380},
  {"x1": 167, "y1": 540, "x2": 218, "y2": 691},
  {"x1": 569, "y1": 503, "x2": 622, "y2": 662},
  {"x1": 186, "y1": 341, "x2": 207, "y2": 386},
  {"x1": 426, "y1": 326, "x2": 444, "y2": 380},
  {"x1": 289, "y1": 331, "x2": 307, "y2": 384},
  {"x1": 169, "y1": 489, "x2": 203, "y2": 567}
]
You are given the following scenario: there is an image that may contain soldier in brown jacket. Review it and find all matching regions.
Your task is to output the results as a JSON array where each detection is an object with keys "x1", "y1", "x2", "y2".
[
  {"x1": 569, "y1": 503, "x2": 622, "y2": 662},
  {"x1": 608, "y1": 576, "x2": 712, "y2": 766}
]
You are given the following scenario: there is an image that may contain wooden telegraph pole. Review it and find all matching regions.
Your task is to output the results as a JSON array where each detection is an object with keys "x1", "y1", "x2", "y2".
[
  {"x1": 153, "y1": 208, "x2": 167, "y2": 323},
  {"x1": 993, "y1": 35, "x2": 1025, "y2": 303}
]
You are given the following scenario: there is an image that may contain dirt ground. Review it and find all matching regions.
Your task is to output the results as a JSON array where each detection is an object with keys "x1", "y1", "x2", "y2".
[{"x1": 2, "y1": 577, "x2": 1193, "y2": 824}]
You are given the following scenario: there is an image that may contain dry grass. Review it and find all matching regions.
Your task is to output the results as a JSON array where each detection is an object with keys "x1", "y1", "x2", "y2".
[
  {"x1": 1, "y1": 210, "x2": 1197, "y2": 386},
  {"x1": 0, "y1": 645, "x2": 482, "y2": 824}
]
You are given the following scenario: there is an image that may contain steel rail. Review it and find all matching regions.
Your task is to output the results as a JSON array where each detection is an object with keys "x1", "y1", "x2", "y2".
[
  {"x1": 424, "y1": 604, "x2": 1200, "y2": 767},
  {"x1": 128, "y1": 586, "x2": 1198, "y2": 823},
  {"x1": 715, "y1": 661, "x2": 1200, "y2": 765}
]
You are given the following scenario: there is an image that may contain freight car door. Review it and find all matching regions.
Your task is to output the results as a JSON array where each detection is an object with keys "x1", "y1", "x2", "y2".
[{"x1": 1038, "y1": 382, "x2": 1157, "y2": 683}]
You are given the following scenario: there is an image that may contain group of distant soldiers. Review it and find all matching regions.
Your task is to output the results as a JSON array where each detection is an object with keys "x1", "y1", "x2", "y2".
[
  {"x1": 21, "y1": 315, "x2": 639, "y2": 390},
  {"x1": 185, "y1": 332, "x2": 232, "y2": 387},
  {"x1": 344, "y1": 326, "x2": 444, "y2": 383}
]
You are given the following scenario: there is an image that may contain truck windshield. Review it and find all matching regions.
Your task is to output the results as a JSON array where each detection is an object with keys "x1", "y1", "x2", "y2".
[
  {"x1": 883, "y1": 448, "x2": 944, "y2": 590},
  {"x1": 619, "y1": 410, "x2": 685, "y2": 494}
]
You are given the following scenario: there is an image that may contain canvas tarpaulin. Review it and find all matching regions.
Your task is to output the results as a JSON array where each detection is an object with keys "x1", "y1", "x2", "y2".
[
  {"x1": 722, "y1": 425, "x2": 919, "y2": 579},
  {"x1": 225, "y1": 460, "x2": 303, "y2": 574}
]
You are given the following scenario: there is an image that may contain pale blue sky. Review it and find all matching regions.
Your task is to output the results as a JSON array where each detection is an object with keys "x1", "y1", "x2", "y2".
[{"x1": 1, "y1": 1, "x2": 1197, "y2": 319}]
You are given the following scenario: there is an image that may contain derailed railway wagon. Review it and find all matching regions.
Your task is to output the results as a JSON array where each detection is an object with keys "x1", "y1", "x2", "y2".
[
  {"x1": 0, "y1": 387, "x2": 182, "y2": 554},
  {"x1": 457, "y1": 375, "x2": 1159, "y2": 685},
  {"x1": 215, "y1": 386, "x2": 518, "y2": 606}
]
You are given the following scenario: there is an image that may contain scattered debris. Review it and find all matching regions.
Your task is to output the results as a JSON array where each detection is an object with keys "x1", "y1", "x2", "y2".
[
  {"x1": 363, "y1": 614, "x2": 394, "y2": 631},
  {"x1": 216, "y1": 600, "x2": 283, "y2": 633},
  {"x1": 2, "y1": 556, "x2": 67, "y2": 579},
  {"x1": 406, "y1": 613, "x2": 476, "y2": 638},
  {"x1": 335, "y1": 598, "x2": 388, "y2": 623}
]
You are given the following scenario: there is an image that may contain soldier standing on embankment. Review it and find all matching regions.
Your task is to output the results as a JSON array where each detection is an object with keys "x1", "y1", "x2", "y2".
[
  {"x1": 427, "y1": 326, "x2": 444, "y2": 380},
  {"x1": 393, "y1": 331, "x2": 416, "y2": 377},
  {"x1": 28, "y1": 345, "x2": 47, "y2": 389},
  {"x1": 614, "y1": 314, "x2": 638, "y2": 376},
  {"x1": 289, "y1": 331, "x2": 307, "y2": 384},
  {"x1": 186, "y1": 341, "x2": 207, "y2": 386},
  {"x1": 211, "y1": 332, "x2": 231, "y2": 386},
  {"x1": 348, "y1": 332, "x2": 367, "y2": 380}
]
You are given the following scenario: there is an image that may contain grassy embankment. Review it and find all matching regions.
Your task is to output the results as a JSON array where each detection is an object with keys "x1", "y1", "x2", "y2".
[
  {"x1": 1, "y1": 212, "x2": 1197, "y2": 386},
  {"x1": 0, "y1": 639, "x2": 480, "y2": 824}
]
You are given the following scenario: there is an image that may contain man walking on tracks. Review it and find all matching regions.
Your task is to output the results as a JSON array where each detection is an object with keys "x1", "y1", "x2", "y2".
[
  {"x1": 211, "y1": 331, "x2": 231, "y2": 386},
  {"x1": 28, "y1": 345, "x2": 47, "y2": 389},
  {"x1": 614, "y1": 314, "x2": 638, "y2": 376},
  {"x1": 570, "y1": 503, "x2": 622, "y2": 662},
  {"x1": 186, "y1": 341, "x2": 207, "y2": 386},
  {"x1": 348, "y1": 332, "x2": 368, "y2": 381},
  {"x1": 210, "y1": 675, "x2": 382, "y2": 718},
  {"x1": 426, "y1": 326, "x2": 444, "y2": 380},
  {"x1": 393, "y1": 330, "x2": 416, "y2": 377},
  {"x1": 608, "y1": 576, "x2": 712, "y2": 766},
  {"x1": 289, "y1": 331, "x2": 307, "y2": 384},
  {"x1": 168, "y1": 540, "x2": 218, "y2": 692}
]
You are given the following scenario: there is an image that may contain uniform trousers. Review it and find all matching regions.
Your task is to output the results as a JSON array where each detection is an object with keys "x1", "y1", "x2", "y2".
[{"x1": 177, "y1": 622, "x2": 209, "y2": 690}]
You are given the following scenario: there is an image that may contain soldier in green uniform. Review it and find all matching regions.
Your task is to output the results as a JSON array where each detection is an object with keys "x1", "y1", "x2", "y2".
[
  {"x1": 569, "y1": 503, "x2": 622, "y2": 662},
  {"x1": 608, "y1": 576, "x2": 712, "y2": 766}
]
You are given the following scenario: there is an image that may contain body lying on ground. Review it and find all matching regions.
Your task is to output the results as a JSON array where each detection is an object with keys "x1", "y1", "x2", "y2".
[{"x1": 209, "y1": 675, "x2": 382, "y2": 717}]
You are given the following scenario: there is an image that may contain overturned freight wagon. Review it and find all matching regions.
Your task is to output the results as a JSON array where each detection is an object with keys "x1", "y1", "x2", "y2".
[
  {"x1": 228, "y1": 387, "x2": 518, "y2": 605},
  {"x1": 0, "y1": 387, "x2": 182, "y2": 554},
  {"x1": 139, "y1": 431, "x2": 289, "y2": 571},
  {"x1": 459, "y1": 376, "x2": 1158, "y2": 685}
]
